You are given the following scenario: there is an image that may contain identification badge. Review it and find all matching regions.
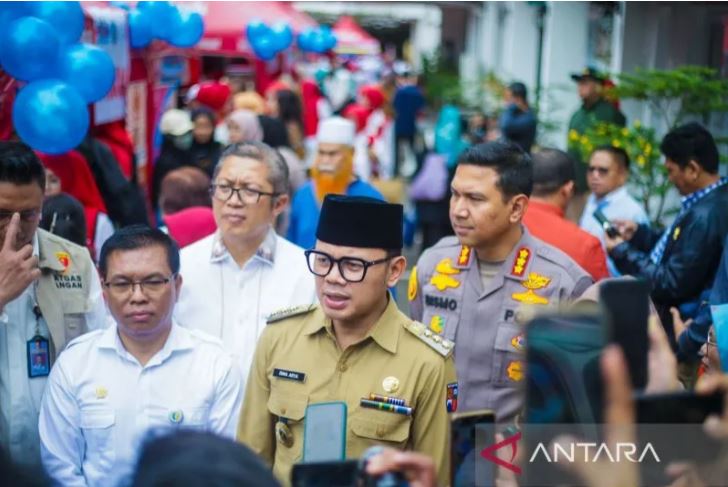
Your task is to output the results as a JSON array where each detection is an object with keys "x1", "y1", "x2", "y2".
[{"x1": 27, "y1": 336, "x2": 50, "y2": 378}]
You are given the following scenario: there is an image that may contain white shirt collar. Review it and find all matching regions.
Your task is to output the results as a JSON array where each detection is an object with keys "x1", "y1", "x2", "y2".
[
  {"x1": 209, "y1": 227, "x2": 277, "y2": 265},
  {"x1": 97, "y1": 321, "x2": 194, "y2": 367}
]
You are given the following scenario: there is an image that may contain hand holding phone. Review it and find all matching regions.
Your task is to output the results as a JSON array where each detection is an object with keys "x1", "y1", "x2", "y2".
[{"x1": 593, "y1": 209, "x2": 620, "y2": 238}]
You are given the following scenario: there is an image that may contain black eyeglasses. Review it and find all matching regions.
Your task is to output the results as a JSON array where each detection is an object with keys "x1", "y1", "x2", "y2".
[
  {"x1": 210, "y1": 183, "x2": 278, "y2": 205},
  {"x1": 587, "y1": 166, "x2": 610, "y2": 176},
  {"x1": 103, "y1": 275, "x2": 176, "y2": 296},
  {"x1": 304, "y1": 250, "x2": 392, "y2": 283}
]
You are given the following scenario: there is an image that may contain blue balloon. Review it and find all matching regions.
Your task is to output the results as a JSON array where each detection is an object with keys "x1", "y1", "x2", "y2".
[
  {"x1": 297, "y1": 28, "x2": 317, "y2": 52},
  {"x1": 0, "y1": 16, "x2": 61, "y2": 81},
  {"x1": 137, "y1": 1, "x2": 180, "y2": 42},
  {"x1": 270, "y1": 22, "x2": 293, "y2": 51},
  {"x1": 169, "y1": 10, "x2": 204, "y2": 48},
  {"x1": 253, "y1": 36, "x2": 276, "y2": 61},
  {"x1": 0, "y1": 2, "x2": 33, "y2": 32},
  {"x1": 311, "y1": 32, "x2": 329, "y2": 54},
  {"x1": 128, "y1": 9, "x2": 153, "y2": 49},
  {"x1": 30, "y1": 1, "x2": 84, "y2": 45},
  {"x1": 246, "y1": 19, "x2": 271, "y2": 45},
  {"x1": 58, "y1": 43, "x2": 116, "y2": 103},
  {"x1": 13, "y1": 80, "x2": 89, "y2": 155}
]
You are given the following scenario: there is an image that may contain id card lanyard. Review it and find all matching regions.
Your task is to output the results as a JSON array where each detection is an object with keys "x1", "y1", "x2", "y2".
[{"x1": 27, "y1": 283, "x2": 50, "y2": 378}]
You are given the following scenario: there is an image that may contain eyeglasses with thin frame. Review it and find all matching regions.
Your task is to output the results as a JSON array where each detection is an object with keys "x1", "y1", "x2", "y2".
[
  {"x1": 304, "y1": 249, "x2": 392, "y2": 283},
  {"x1": 103, "y1": 274, "x2": 176, "y2": 296},
  {"x1": 587, "y1": 166, "x2": 610, "y2": 176},
  {"x1": 210, "y1": 183, "x2": 279, "y2": 205},
  {"x1": 0, "y1": 209, "x2": 42, "y2": 224}
]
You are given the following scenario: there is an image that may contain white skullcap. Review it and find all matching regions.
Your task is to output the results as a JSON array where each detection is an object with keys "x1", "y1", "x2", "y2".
[
  {"x1": 159, "y1": 109, "x2": 193, "y2": 137},
  {"x1": 317, "y1": 116, "x2": 356, "y2": 146}
]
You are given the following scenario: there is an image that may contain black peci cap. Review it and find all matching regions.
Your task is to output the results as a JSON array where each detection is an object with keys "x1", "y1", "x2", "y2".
[{"x1": 316, "y1": 195, "x2": 403, "y2": 249}]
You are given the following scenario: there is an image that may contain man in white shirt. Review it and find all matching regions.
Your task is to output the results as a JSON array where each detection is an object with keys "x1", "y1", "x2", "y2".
[
  {"x1": 0, "y1": 142, "x2": 107, "y2": 468},
  {"x1": 39, "y1": 226, "x2": 242, "y2": 487},
  {"x1": 579, "y1": 145, "x2": 649, "y2": 274},
  {"x1": 175, "y1": 142, "x2": 315, "y2": 390}
]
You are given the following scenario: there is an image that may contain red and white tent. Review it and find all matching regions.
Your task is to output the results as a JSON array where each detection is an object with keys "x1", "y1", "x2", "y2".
[{"x1": 332, "y1": 15, "x2": 380, "y2": 56}]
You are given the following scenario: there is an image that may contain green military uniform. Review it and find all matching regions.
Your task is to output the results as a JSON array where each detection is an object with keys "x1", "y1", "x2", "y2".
[
  {"x1": 568, "y1": 98, "x2": 627, "y2": 192},
  {"x1": 238, "y1": 297, "x2": 457, "y2": 486}
]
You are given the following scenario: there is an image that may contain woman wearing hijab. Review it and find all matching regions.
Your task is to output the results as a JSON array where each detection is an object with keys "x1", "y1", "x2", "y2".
[
  {"x1": 226, "y1": 109, "x2": 264, "y2": 144},
  {"x1": 38, "y1": 150, "x2": 115, "y2": 261},
  {"x1": 190, "y1": 108, "x2": 222, "y2": 178}
]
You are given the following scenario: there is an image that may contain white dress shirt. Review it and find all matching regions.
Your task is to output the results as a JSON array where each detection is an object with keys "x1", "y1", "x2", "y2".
[
  {"x1": 174, "y1": 229, "x2": 316, "y2": 390},
  {"x1": 579, "y1": 186, "x2": 650, "y2": 275},
  {"x1": 0, "y1": 234, "x2": 107, "y2": 467},
  {"x1": 39, "y1": 323, "x2": 242, "y2": 487}
]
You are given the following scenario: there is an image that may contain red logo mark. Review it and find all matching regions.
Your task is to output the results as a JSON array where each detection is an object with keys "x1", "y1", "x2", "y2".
[{"x1": 480, "y1": 431, "x2": 522, "y2": 475}]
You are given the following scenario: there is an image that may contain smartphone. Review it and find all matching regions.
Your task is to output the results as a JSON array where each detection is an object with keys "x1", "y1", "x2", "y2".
[
  {"x1": 302, "y1": 402, "x2": 347, "y2": 463},
  {"x1": 291, "y1": 460, "x2": 359, "y2": 487},
  {"x1": 600, "y1": 279, "x2": 650, "y2": 389},
  {"x1": 450, "y1": 409, "x2": 495, "y2": 487},
  {"x1": 635, "y1": 390, "x2": 725, "y2": 482},
  {"x1": 592, "y1": 208, "x2": 620, "y2": 238},
  {"x1": 523, "y1": 312, "x2": 605, "y2": 486}
]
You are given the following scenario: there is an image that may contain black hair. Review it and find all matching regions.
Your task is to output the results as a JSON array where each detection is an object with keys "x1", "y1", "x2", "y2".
[
  {"x1": 190, "y1": 107, "x2": 216, "y2": 126},
  {"x1": 660, "y1": 122, "x2": 719, "y2": 174},
  {"x1": 591, "y1": 145, "x2": 630, "y2": 170},
  {"x1": 508, "y1": 81, "x2": 528, "y2": 100},
  {"x1": 98, "y1": 225, "x2": 180, "y2": 279},
  {"x1": 457, "y1": 141, "x2": 533, "y2": 199},
  {"x1": 531, "y1": 148, "x2": 575, "y2": 196},
  {"x1": 258, "y1": 115, "x2": 291, "y2": 149},
  {"x1": 40, "y1": 194, "x2": 87, "y2": 248},
  {"x1": 131, "y1": 431, "x2": 281, "y2": 487},
  {"x1": 275, "y1": 89, "x2": 304, "y2": 130},
  {"x1": 0, "y1": 141, "x2": 46, "y2": 191}
]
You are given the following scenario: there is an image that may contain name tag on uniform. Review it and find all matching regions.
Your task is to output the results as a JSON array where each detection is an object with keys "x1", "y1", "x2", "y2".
[
  {"x1": 27, "y1": 336, "x2": 50, "y2": 378},
  {"x1": 273, "y1": 368, "x2": 306, "y2": 382}
]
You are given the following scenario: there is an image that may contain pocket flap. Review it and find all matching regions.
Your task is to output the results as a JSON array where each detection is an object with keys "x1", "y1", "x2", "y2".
[
  {"x1": 80, "y1": 409, "x2": 115, "y2": 429},
  {"x1": 267, "y1": 390, "x2": 308, "y2": 421},
  {"x1": 350, "y1": 414, "x2": 411, "y2": 442}
]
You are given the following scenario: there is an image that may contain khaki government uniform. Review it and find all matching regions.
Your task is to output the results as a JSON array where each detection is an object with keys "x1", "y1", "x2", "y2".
[
  {"x1": 237, "y1": 296, "x2": 457, "y2": 486},
  {"x1": 409, "y1": 228, "x2": 593, "y2": 424},
  {"x1": 36, "y1": 228, "x2": 102, "y2": 358}
]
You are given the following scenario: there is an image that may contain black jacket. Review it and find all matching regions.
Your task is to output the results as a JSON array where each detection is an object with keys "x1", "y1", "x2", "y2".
[{"x1": 610, "y1": 183, "x2": 728, "y2": 348}]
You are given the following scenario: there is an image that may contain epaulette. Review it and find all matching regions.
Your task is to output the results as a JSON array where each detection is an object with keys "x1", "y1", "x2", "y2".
[
  {"x1": 266, "y1": 304, "x2": 317, "y2": 324},
  {"x1": 403, "y1": 321, "x2": 454, "y2": 358}
]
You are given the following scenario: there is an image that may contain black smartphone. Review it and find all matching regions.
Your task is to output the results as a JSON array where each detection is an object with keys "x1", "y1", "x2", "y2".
[
  {"x1": 600, "y1": 279, "x2": 650, "y2": 389},
  {"x1": 291, "y1": 460, "x2": 359, "y2": 487},
  {"x1": 450, "y1": 409, "x2": 495, "y2": 487},
  {"x1": 523, "y1": 312, "x2": 605, "y2": 486},
  {"x1": 592, "y1": 208, "x2": 620, "y2": 238},
  {"x1": 635, "y1": 390, "x2": 725, "y2": 482}
]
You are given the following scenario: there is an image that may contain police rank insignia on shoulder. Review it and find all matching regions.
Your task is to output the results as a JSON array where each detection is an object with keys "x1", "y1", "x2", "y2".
[
  {"x1": 266, "y1": 304, "x2": 317, "y2": 324},
  {"x1": 404, "y1": 321, "x2": 454, "y2": 357}
]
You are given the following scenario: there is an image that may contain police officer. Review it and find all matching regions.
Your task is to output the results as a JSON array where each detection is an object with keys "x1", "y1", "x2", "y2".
[
  {"x1": 238, "y1": 195, "x2": 456, "y2": 486},
  {"x1": 409, "y1": 141, "x2": 592, "y2": 425},
  {"x1": 0, "y1": 141, "x2": 107, "y2": 467}
]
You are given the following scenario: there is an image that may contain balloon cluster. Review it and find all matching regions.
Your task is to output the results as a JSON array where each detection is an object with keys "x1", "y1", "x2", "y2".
[
  {"x1": 129, "y1": 1, "x2": 204, "y2": 49},
  {"x1": 245, "y1": 20, "x2": 294, "y2": 61},
  {"x1": 0, "y1": 2, "x2": 115, "y2": 154},
  {"x1": 297, "y1": 26, "x2": 337, "y2": 54}
]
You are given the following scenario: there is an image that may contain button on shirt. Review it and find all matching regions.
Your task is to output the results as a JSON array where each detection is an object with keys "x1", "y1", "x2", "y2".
[
  {"x1": 39, "y1": 323, "x2": 242, "y2": 487},
  {"x1": 175, "y1": 229, "x2": 316, "y2": 390},
  {"x1": 579, "y1": 186, "x2": 649, "y2": 275},
  {"x1": 0, "y1": 234, "x2": 107, "y2": 467}
]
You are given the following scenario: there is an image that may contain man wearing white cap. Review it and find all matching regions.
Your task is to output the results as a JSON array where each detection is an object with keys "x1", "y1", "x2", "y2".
[{"x1": 287, "y1": 116, "x2": 383, "y2": 249}]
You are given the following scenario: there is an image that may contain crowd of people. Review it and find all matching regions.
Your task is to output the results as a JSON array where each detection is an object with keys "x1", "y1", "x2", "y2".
[{"x1": 0, "y1": 58, "x2": 728, "y2": 487}]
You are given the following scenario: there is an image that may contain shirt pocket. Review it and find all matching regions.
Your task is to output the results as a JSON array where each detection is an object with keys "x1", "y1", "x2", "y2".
[
  {"x1": 267, "y1": 388, "x2": 308, "y2": 464},
  {"x1": 80, "y1": 408, "x2": 115, "y2": 469},
  {"x1": 62, "y1": 295, "x2": 91, "y2": 343},
  {"x1": 349, "y1": 411, "x2": 412, "y2": 450},
  {"x1": 491, "y1": 324, "x2": 525, "y2": 387}
]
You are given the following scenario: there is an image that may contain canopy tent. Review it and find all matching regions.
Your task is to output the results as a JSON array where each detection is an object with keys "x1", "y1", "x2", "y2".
[
  {"x1": 332, "y1": 16, "x2": 381, "y2": 56},
  {"x1": 196, "y1": 1, "x2": 318, "y2": 57}
]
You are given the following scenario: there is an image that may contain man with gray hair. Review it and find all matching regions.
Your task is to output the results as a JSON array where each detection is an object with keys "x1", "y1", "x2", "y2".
[{"x1": 174, "y1": 142, "x2": 316, "y2": 390}]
